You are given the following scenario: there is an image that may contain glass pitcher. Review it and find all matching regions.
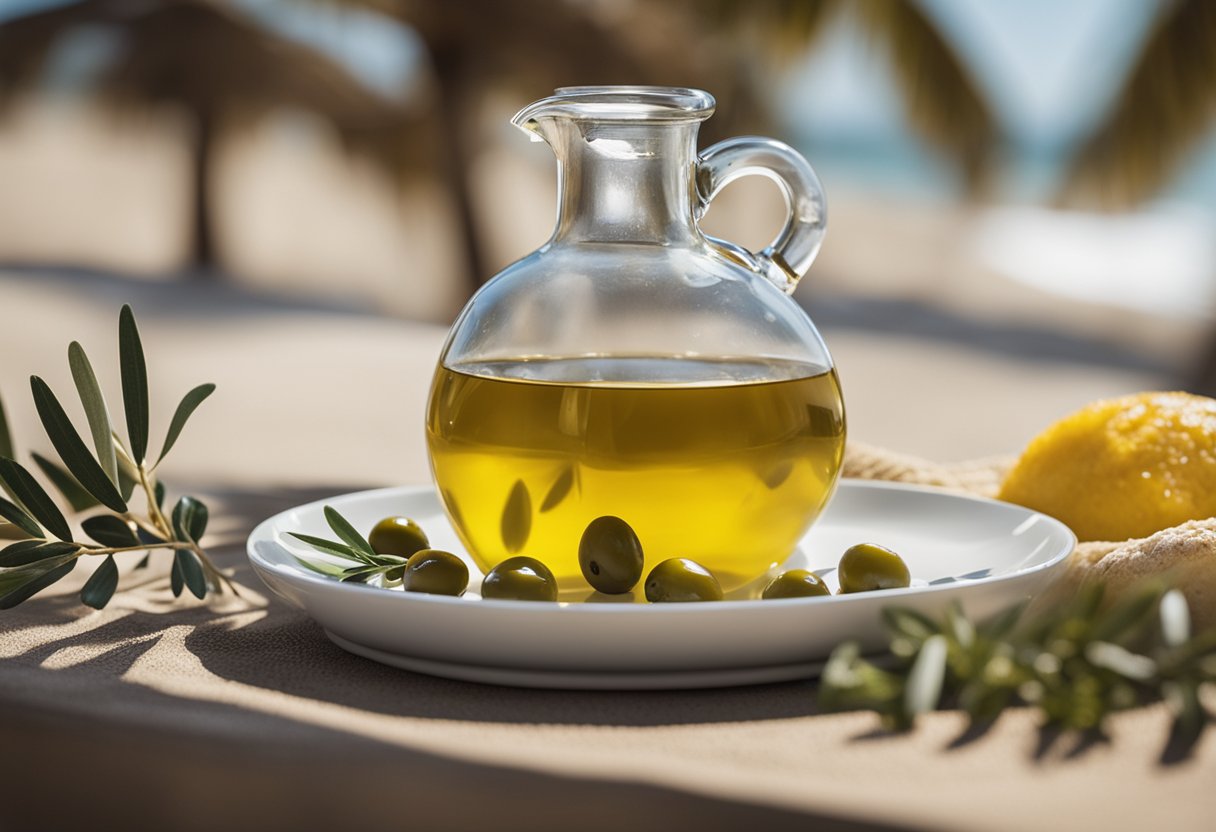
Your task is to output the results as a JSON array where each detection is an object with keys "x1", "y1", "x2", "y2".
[{"x1": 426, "y1": 86, "x2": 845, "y2": 592}]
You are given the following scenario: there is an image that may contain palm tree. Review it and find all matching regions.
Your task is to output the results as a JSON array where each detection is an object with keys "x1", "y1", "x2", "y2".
[{"x1": 0, "y1": 0, "x2": 401, "y2": 274}]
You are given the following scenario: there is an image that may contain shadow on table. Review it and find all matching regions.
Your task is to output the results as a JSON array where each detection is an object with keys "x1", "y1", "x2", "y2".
[{"x1": 0, "y1": 689, "x2": 895, "y2": 832}]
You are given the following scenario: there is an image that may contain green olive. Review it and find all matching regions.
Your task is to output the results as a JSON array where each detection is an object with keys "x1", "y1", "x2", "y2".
[
  {"x1": 838, "y1": 543, "x2": 911, "y2": 594},
  {"x1": 578, "y1": 515, "x2": 644, "y2": 594},
  {"x1": 643, "y1": 558, "x2": 723, "y2": 603},
  {"x1": 401, "y1": 549, "x2": 469, "y2": 596},
  {"x1": 368, "y1": 516, "x2": 429, "y2": 558},
  {"x1": 481, "y1": 556, "x2": 558, "y2": 602},
  {"x1": 761, "y1": 569, "x2": 831, "y2": 599}
]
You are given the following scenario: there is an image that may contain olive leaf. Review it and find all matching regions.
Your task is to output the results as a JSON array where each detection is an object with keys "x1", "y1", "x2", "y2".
[
  {"x1": 81, "y1": 515, "x2": 140, "y2": 548},
  {"x1": 174, "y1": 550, "x2": 206, "y2": 599},
  {"x1": 0, "y1": 493, "x2": 43, "y2": 538},
  {"x1": 118, "y1": 304, "x2": 150, "y2": 465},
  {"x1": 288, "y1": 532, "x2": 365, "y2": 561},
  {"x1": 0, "y1": 555, "x2": 77, "y2": 610},
  {"x1": 1160, "y1": 590, "x2": 1191, "y2": 648},
  {"x1": 79, "y1": 554, "x2": 119, "y2": 609},
  {"x1": 903, "y1": 633, "x2": 948, "y2": 717},
  {"x1": 171, "y1": 496, "x2": 208, "y2": 543},
  {"x1": 30, "y1": 376, "x2": 127, "y2": 513},
  {"x1": 0, "y1": 458, "x2": 71, "y2": 541},
  {"x1": 340, "y1": 564, "x2": 381, "y2": 584},
  {"x1": 155, "y1": 383, "x2": 215, "y2": 466},
  {"x1": 68, "y1": 341, "x2": 119, "y2": 486},
  {"x1": 0, "y1": 540, "x2": 79, "y2": 567},
  {"x1": 170, "y1": 553, "x2": 183, "y2": 597},
  {"x1": 323, "y1": 505, "x2": 376, "y2": 558},
  {"x1": 32, "y1": 452, "x2": 100, "y2": 512}
]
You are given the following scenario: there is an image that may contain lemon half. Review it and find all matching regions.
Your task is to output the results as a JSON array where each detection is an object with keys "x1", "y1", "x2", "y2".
[{"x1": 998, "y1": 392, "x2": 1216, "y2": 541}]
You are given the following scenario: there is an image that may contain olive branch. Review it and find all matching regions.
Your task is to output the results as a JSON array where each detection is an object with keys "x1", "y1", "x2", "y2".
[
  {"x1": 0, "y1": 305, "x2": 234, "y2": 609},
  {"x1": 820, "y1": 582, "x2": 1216, "y2": 757},
  {"x1": 288, "y1": 505, "x2": 412, "y2": 585}
]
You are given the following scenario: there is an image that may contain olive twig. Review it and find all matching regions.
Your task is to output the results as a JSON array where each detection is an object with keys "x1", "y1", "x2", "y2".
[
  {"x1": 0, "y1": 304, "x2": 225, "y2": 610},
  {"x1": 819, "y1": 583, "x2": 1216, "y2": 759}
]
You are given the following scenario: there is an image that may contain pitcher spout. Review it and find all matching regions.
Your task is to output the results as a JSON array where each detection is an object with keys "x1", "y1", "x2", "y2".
[{"x1": 511, "y1": 86, "x2": 716, "y2": 143}]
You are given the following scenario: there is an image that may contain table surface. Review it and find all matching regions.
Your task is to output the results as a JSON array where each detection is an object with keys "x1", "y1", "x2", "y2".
[{"x1": 0, "y1": 269, "x2": 1210, "y2": 832}]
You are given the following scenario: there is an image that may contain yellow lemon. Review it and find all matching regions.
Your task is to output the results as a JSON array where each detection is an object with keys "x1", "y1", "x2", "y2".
[{"x1": 998, "y1": 392, "x2": 1216, "y2": 541}]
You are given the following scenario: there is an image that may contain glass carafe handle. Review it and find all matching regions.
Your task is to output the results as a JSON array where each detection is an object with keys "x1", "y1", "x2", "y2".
[{"x1": 695, "y1": 137, "x2": 827, "y2": 293}]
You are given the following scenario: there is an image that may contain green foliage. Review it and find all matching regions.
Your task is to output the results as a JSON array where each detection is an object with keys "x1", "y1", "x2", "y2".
[
  {"x1": 174, "y1": 550, "x2": 206, "y2": 599},
  {"x1": 820, "y1": 584, "x2": 1216, "y2": 758},
  {"x1": 322, "y1": 505, "x2": 377, "y2": 559},
  {"x1": 80, "y1": 554, "x2": 119, "y2": 609},
  {"x1": 0, "y1": 556, "x2": 76, "y2": 609},
  {"x1": 171, "y1": 496, "x2": 208, "y2": 543},
  {"x1": 68, "y1": 341, "x2": 119, "y2": 486},
  {"x1": 118, "y1": 305, "x2": 150, "y2": 464},
  {"x1": 290, "y1": 506, "x2": 408, "y2": 586},
  {"x1": 0, "y1": 305, "x2": 224, "y2": 610},
  {"x1": 82, "y1": 515, "x2": 140, "y2": 548},
  {"x1": 156, "y1": 384, "x2": 215, "y2": 465},
  {"x1": 0, "y1": 540, "x2": 79, "y2": 567}
]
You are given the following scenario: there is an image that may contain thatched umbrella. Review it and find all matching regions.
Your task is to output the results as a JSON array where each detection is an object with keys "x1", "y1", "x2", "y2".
[{"x1": 0, "y1": 0, "x2": 404, "y2": 274}]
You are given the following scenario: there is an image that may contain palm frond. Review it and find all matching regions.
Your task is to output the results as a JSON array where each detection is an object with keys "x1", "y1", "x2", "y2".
[
  {"x1": 856, "y1": 0, "x2": 996, "y2": 192},
  {"x1": 1060, "y1": 0, "x2": 1216, "y2": 208}
]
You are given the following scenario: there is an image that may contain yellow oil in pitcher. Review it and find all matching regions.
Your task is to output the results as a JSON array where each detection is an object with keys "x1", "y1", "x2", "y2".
[{"x1": 426, "y1": 357, "x2": 845, "y2": 591}]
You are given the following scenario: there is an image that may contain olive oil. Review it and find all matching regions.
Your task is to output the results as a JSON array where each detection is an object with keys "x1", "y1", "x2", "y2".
[{"x1": 426, "y1": 357, "x2": 845, "y2": 590}]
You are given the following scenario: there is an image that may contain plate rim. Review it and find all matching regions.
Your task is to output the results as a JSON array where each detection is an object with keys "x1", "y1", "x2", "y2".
[{"x1": 246, "y1": 478, "x2": 1077, "y2": 614}]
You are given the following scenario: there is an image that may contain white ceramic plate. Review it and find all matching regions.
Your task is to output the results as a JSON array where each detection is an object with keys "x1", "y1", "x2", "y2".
[{"x1": 247, "y1": 480, "x2": 1074, "y2": 689}]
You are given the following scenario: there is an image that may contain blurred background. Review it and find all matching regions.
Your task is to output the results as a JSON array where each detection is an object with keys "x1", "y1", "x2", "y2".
[{"x1": 1, "y1": 0, "x2": 1215, "y2": 480}]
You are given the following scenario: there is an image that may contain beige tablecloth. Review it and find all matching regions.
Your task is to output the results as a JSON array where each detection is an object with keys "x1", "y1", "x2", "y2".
[{"x1": 0, "y1": 271, "x2": 1211, "y2": 832}]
